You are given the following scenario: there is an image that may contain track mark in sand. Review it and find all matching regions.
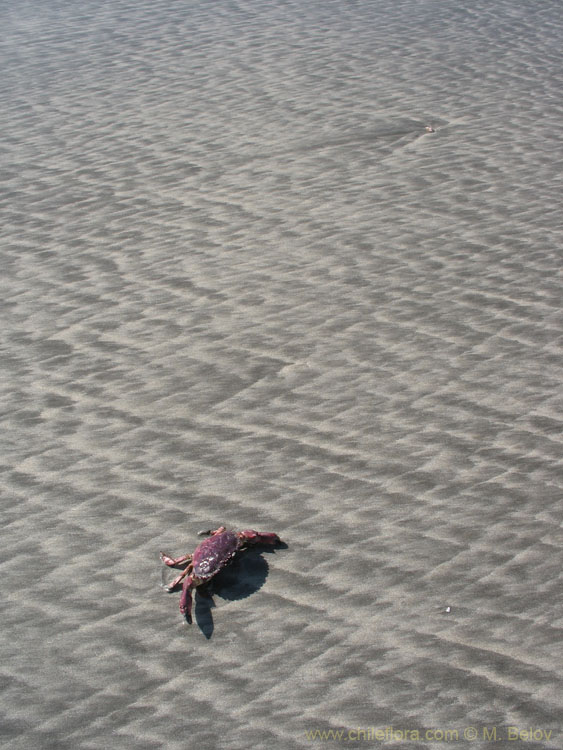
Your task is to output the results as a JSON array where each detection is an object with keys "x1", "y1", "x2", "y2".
[
  {"x1": 237, "y1": 119, "x2": 446, "y2": 164},
  {"x1": 293, "y1": 121, "x2": 442, "y2": 154}
]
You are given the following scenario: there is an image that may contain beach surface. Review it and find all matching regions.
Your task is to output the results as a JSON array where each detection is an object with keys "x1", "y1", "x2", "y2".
[{"x1": 2, "y1": 1, "x2": 563, "y2": 748}]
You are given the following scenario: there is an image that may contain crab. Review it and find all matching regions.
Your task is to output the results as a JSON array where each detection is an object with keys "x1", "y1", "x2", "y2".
[{"x1": 160, "y1": 526, "x2": 282, "y2": 621}]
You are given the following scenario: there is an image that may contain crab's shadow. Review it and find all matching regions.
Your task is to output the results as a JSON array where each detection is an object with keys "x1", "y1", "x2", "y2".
[{"x1": 193, "y1": 544, "x2": 286, "y2": 639}]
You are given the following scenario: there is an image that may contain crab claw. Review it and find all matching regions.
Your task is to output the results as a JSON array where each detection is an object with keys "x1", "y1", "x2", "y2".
[{"x1": 238, "y1": 530, "x2": 282, "y2": 545}]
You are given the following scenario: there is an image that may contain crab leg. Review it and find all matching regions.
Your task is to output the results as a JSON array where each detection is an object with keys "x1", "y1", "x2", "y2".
[
  {"x1": 160, "y1": 551, "x2": 192, "y2": 567},
  {"x1": 198, "y1": 525, "x2": 226, "y2": 537},
  {"x1": 165, "y1": 562, "x2": 193, "y2": 591},
  {"x1": 179, "y1": 574, "x2": 195, "y2": 619}
]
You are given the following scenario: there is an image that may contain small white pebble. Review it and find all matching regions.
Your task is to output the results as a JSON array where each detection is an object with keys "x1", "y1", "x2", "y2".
[{"x1": 445, "y1": 606, "x2": 451, "y2": 613}]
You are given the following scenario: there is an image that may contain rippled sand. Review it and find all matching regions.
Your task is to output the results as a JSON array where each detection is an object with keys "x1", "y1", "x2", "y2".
[{"x1": 2, "y1": 1, "x2": 563, "y2": 748}]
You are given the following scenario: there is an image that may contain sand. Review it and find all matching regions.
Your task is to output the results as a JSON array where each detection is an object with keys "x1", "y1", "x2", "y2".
[{"x1": 1, "y1": 0, "x2": 563, "y2": 748}]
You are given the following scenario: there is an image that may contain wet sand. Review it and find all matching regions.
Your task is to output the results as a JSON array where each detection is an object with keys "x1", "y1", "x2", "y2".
[{"x1": 1, "y1": 1, "x2": 563, "y2": 748}]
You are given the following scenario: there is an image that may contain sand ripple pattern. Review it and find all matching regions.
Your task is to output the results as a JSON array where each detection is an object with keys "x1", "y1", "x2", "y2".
[{"x1": 1, "y1": 0, "x2": 563, "y2": 748}]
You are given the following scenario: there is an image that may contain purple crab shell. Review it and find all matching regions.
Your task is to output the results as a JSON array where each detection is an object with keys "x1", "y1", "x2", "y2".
[{"x1": 192, "y1": 530, "x2": 240, "y2": 580}]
